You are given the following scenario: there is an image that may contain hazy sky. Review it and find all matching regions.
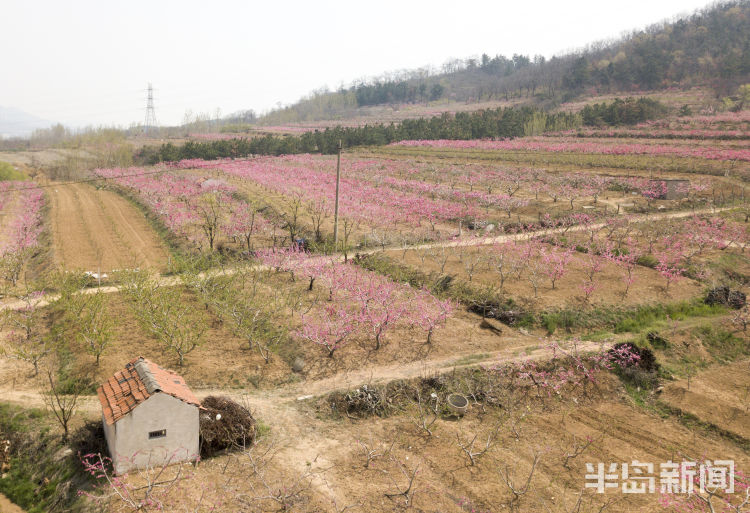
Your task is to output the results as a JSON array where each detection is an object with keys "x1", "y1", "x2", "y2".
[{"x1": 1, "y1": 0, "x2": 714, "y2": 128}]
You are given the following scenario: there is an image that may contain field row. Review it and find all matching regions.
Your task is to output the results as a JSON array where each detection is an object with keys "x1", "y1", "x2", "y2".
[{"x1": 394, "y1": 138, "x2": 750, "y2": 162}]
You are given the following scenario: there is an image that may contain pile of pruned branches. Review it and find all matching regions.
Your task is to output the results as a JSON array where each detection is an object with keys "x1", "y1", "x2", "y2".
[
  {"x1": 200, "y1": 396, "x2": 256, "y2": 456},
  {"x1": 329, "y1": 384, "x2": 397, "y2": 419},
  {"x1": 705, "y1": 286, "x2": 747, "y2": 310}
]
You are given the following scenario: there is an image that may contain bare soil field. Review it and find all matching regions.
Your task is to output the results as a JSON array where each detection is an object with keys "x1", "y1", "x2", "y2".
[
  {"x1": 0, "y1": 149, "x2": 96, "y2": 168},
  {"x1": 48, "y1": 182, "x2": 170, "y2": 272},
  {"x1": 298, "y1": 395, "x2": 750, "y2": 512},
  {"x1": 661, "y1": 359, "x2": 750, "y2": 440}
]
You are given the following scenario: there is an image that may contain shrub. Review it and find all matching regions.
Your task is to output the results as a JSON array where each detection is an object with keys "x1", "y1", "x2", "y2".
[
  {"x1": 636, "y1": 254, "x2": 658, "y2": 268},
  {"x1": 646, "y1": 331, "x2": 669, "y2": 349},
  {"x1": 695, "y1": 325, "x2": 748, "y2": 362},
  {"x1": 541, "y1": 310, "x2": 579, "y2": 335},
  {"x1": 609, "y1": 342, "x2": 660, "y2": 389}
]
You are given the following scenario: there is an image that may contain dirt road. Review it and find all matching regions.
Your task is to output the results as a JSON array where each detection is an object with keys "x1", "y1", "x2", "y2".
[
  {"x1": 0, "y1": 204, "x2": 734, "y2": 313},
  {"x1": 405, "y1": 205, "x2": 734, "y2": 252},
  {"x1": 0, "y1": 340, "x2": 603, "y2": 415},
  {"x1": 48, "y1": 183, "x2": 170, "y2": 272}
]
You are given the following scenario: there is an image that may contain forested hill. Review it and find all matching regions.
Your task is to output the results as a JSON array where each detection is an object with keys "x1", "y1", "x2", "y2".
[{"x1": 255, "y1": 0, "x2": 750, "y2": 125}]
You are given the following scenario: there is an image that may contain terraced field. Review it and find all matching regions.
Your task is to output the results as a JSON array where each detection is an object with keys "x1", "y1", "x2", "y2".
[{"x1": 48, "y1": 182, "x2": 169, "y2": 272}]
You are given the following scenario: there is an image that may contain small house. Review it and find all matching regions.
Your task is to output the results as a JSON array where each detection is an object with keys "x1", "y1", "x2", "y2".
[{"x1": 97, "y1": 357, "x2": 200, "y2": 474}]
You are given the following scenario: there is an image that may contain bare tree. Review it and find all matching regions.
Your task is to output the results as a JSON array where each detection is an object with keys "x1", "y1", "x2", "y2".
[
  {"x1": 427, "y1": 245, "x2": 452, "y2": 274},
  {"x1": 283, "y1": 194, "x2": 304, "y2": 244},
  {"x1": 233, "y1": 439, "x2": 317, "y2": 511},
  {"x1": 42, "y1": 367, "x2": 84, "y2": 442},
  {"x1": 456, "y1": 422, "x2": 503, "y2": 466},
  {"x1": 357, "y1": 437, "x2": 393, "y2": 469},
  {"x1": 560, "y1": 434, "x2": 601, "y2": 469},
  {"x1": 462, "y1": 251, "x2": 484, "y2": 282},
  {"x1": 309, "y1": 198, "x2": 331, "y2": 242},
  {"x1": 193, "y1": 191, "x2": 227, "y2": 252},
  {"x1": 500, "y1": 452, "x2": 541, "y2": 512},
  {"x1": 340, "y1": 217, "x2": 360, "y2": 261},
  {"x1": 1, "y1": 288, "x2": 51, "y2": 376},
  {"x1": 383, "y1": 457, "x2": 419, "y2": 507},
  {"x1": 77, "y1": 291, "x2": 114, "y2": 365},
  {"x1": 121, "y1": 271, "x2": 205, "y2": 366},
  {"x1": 410, "y1": 389, "x2": 440, "y2": 437},
  {"x1": 540, "y1": 489, "x2": 619, "y2": 513}
]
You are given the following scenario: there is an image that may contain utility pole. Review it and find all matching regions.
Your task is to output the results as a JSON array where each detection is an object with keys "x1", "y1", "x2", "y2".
[{"x1": 333, "y1": 140, "x2": 342, "y2": 249}]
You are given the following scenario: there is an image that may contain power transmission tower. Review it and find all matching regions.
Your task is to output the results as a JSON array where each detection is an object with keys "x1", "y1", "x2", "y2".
[{"x1": 144, "y1": 83, "x2": 157, "y2": 135}]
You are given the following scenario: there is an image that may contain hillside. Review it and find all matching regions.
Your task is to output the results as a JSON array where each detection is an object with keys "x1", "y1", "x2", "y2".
[
  {"x1": 254, "y1": 0, "x2": 750, "y2": 127},
  {"x1": 0, "y1": 106, "x2": 51, "y2": 139}
]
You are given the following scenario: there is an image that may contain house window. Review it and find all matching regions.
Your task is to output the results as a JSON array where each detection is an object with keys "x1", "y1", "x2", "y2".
[{"x1": 148, "y1": 429, "x2": 166, "y2": 439}]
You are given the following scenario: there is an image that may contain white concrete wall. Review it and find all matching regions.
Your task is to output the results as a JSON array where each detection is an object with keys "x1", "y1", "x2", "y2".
[
  {"x1": 102, "y1": 414, "x2": 116, "y2": 464},
  {"x1": 109, "y1": 393, "x2": 199, "y2": 474}
]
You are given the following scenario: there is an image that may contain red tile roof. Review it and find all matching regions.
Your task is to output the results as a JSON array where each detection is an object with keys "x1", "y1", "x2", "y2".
[{"x1": 97, "y1": 357, "x2": 200, "y2": 425}]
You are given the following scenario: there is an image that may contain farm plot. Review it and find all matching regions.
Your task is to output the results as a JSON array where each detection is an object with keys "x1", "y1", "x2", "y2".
[
  {"x1": 384, "y1": 110, "x2": 750, "y2": 181},
  {"x1": 661, "y1": 359, "x2": 750, "y2": 439},
  {"x1": 0, "y1": 251, "x2": 535, "y2": 390},
  {"x1": 0, "y1": 181, "x2": 44, "y2": 288},
  {"x1": 368, "y1": 211, "x2": 749, "y2": 325},
  {"x1": 539, "y1": 212, "x2": 750, "y2": 288},
  {"x1": 176, "y1": 156, "x2": 473, "y2": 246},
  {"x1": 394, "y1": 137, "x2": 750, "y2": 162},
  {"x1": 95, "y1": 167, "x2": 279, "y2": 253},
  {"x1": 0, "y1": 277, "x2": 288, "y2": 389},
  {"x1": 385, "y1": 240, "x2": 702, "y2": 311},
  {"x1": 192, "y1": 251, "x2": 534, "y2": 379},
  {"x1": 48, "y1": 182, "x2": 170, "y2": 272},
  {"x1": 379, "y1": 141, "x2": 750, "y2": 180},
  {"x1": 174, "y1": 154, "x2": 717, "y2": 249},
  {"x1": 548, "y1": 109, "x2": 750, "y2": 142},
  {"x1": 308, "y1": 393, "x2": 750, "y2": 513}
]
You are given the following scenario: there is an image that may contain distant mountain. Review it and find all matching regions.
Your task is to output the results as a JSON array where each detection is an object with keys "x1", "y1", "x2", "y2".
[
  {"x1": 0, "y1": 106, "x2": 52, "y2": 138},
  {"x1": 256, "y1": 0, "x2": 750, "y2": 125}
]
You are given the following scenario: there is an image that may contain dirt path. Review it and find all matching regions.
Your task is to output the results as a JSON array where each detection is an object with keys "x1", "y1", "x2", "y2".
[
  {"x1": 0, "y1": 204, "x2": 734, "y2": 313},
  {"x1": 0, "y1": 341, "x2": 604, "y2": 415},
  {"x1": 0, "y1": 493, "x2": 26, "y2": 513},
  {"x1": 383, "y1": 205, "x2": 734, "y2": 252},
  {"x1": 48, "y1": 182, "x2": 169, "y2": 272}
]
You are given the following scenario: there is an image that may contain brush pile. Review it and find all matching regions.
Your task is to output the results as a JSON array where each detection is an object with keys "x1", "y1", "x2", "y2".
[{"x1": 200, "y1": 396, "x2": 256, "y2": 456}]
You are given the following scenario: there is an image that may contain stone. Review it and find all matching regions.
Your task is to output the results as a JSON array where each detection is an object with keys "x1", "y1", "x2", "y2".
[
  {"x1": 53, "y1": 447, "x2": 72, "y2": 462},
  {"x1": 291, "y1": 357, "x2": 305, "y2": 373}
]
